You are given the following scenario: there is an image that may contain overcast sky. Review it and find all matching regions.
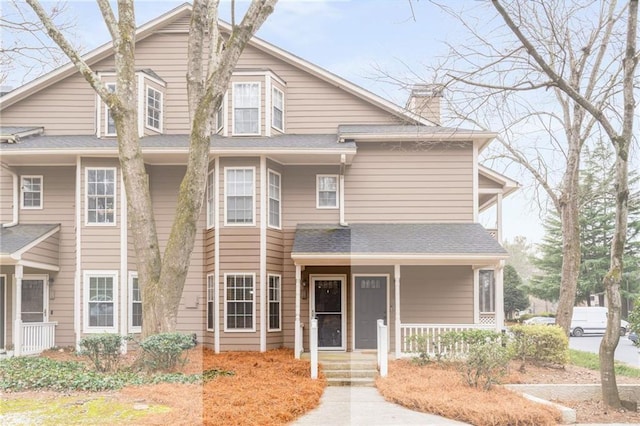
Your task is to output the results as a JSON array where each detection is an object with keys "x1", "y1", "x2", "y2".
[{"x1": 6, "y1": 0, "x2": 546, "y2": 245}]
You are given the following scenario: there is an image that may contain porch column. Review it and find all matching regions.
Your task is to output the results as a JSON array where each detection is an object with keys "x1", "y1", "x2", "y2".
[
  {"x1": 294, "y1": 264, "x2": 302, "y2": 359},
  {"x1": 14, "y1": 264, "x2": 23, "y2": 356},
  {"x1": 394, "y1": 264, "x2": 401, "y2": 358},
  {"x1": 495, "y1": 261, "x2": 505, "y2": 331}
]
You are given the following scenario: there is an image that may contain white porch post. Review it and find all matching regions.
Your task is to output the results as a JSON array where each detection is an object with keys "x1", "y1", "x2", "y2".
[
  {"x1": 294, "y1": 264, "x2": 302, "y2": 359},
  {"x1": 495, "y1": 261, "x2": 505, "y2": 331},
  {"x1": 394, "y1": 264, "x2": 401, "y2": 358},
  {"x1": 473, "y1": 268, "x2": 480, "y2": 324},
  {"x1": 496, "y1": 192, "x2": 503, "y2": 244},
  {"x1": 13, "y1": 265, "x2": 23, "y2": 356}
]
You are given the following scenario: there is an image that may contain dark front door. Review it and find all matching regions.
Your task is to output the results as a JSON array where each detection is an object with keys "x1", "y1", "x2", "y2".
[
  {"x1": 355, "y1": 276, "x2": 387, "y2": 349},
  {"x1": 312, "y1": 278, "x2": 344, "y2": 350}
]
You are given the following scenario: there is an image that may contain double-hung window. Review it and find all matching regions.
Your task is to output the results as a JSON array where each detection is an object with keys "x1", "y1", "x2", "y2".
[
  {"x1": 233, "y1": 82, "x2": 260, "y2": 135},
  {"x1": 272, "y1": 87, "x2": 284, "y2": 131},
  {"x1": 225, "y1": 168, "x2": 254, "y2": 225},
  {"x1": 225, "y1": 273, "x2": 255, "y2": 331},
  {"x1": 268, "y1": 170, "x2": 281, "y2": 229},
  {"x1": 146, "y1": 86, "x2": 163, "y2": 132},
  {"x1": 207, "y1": 169, "x2": 215, "y2": 229},
  {"x1": 86, "y1": 168, "x2": 116, "y2": 225},
  {"x1": 105, "y1": 83, "x2": 116, "y2": 136},
  {"x1": 129, "y1": 272, "x2": 142, "y2": 333},
  {"x1": 21, "y1": 176, "x2": 43, "y2": 209},
  {"x1": 268, "y1": 274, "x2": 281, "y2": 331},
  {"x1": 207, "y1": 275, "x2": 215, "y2": 331},
  {"x1": 479, "y1": 270, "x2": 495, "y2": 313},
  {"x1": 84, "y1": 271, "x2": 118, "y2": 333},
  {"x1": 316, "y1": 175, "x2": 339, "y2": 209}
]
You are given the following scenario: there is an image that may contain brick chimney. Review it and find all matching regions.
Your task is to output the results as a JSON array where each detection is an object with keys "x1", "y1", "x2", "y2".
[{"x1": 405, "y1": 84, "x2": 442, "y2": 125}]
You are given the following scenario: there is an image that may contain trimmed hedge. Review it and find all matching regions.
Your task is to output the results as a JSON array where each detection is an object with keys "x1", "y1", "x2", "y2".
[{"x1": 509, "y1": 324, "x2": 568, "y2": 370}]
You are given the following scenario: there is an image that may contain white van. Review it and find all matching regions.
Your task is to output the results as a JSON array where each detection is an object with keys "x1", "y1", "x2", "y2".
[{"x1": 570, "y1": 307, "x2": 629, "y2": 337}]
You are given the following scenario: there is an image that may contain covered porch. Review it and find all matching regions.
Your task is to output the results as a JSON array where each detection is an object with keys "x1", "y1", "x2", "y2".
[
  {"x1": 290, "y1": 223, "x2": 508, "y2": 358},
  {"x1": 0, "y1": 224, "x2": 60, "y2": 356}
]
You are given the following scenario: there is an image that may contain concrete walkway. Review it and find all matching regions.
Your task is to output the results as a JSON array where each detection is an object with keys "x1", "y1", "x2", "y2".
[{"x1": 292, "y1": 387, "x2": 470, "y2": 426}]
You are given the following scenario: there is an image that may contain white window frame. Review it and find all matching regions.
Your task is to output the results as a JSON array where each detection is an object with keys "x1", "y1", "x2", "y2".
[
  {"x1": 104, "y1": 83, "x2": 117, "y2": 136},
  {"x1": 224, "y1": 167, "x2": 256, "y2": 226},
  {"x1": 20, "y1": 175, "x2": 43, "y2": 210},
  {"x1": 479, "y1": 269, "x2": 495, "y2": 313},
  {"x1": 268, "y1": 274, "x2": 282, "y2": 332},
  {"x1": 224, "y1": 273, "x2": 256, "y2": 332},
  {"x1": 85, "y1": 167, "x2": 117, "y2": 226},
  {"x1": 128, "y1": 271, "x2": 142, "y2": 333},
  {"x1": 83, "y1": 270, "x2": 118, "y2": 333},
  {"x1": 271, "y1": 87, "x2": 284, "y2": 132},
  {"x1": 207, "y1": 274, "x2": 215, "y2": 331},
  {"x1": 232, "y1": 82, "x2": 261, "y2": 136},
  {"x1": 145, "y1": 85, "x2": 163, "y2": 132},
  {"x1": 316, "y1": 174, "x2": 339, "y2": 209},
  {"x1": 267, "y1": 169, "x2": 281, "y2": 229},
  {"x1": 206, "y1": 169, "x2": 215, "y2": 229},
  {"x1": 215, "y1": 102, "x2": 224, "y2": 133}
]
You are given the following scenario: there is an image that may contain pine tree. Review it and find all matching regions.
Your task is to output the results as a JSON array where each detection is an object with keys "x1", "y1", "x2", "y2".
[{"x1": 504, "y1": 264, "x2": 529, "y2": 318}]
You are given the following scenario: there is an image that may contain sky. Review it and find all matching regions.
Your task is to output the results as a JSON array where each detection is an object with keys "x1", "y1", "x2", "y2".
[{"x1": 4, "y1": 0, "x2": 551, "y2": 245}]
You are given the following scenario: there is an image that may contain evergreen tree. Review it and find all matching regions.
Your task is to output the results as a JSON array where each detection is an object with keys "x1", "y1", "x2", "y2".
[{"x1": 504, "y1": 264, "x2": 529, "y2": 318}]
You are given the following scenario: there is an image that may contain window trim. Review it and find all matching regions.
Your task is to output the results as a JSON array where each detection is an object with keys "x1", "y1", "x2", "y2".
[
  {"x1": 215, "y1": 101, "x2": 224, "y2": 133},
  {"x1": 104, "y1": 83, "x2": 117, "y2": 137},
  {"x1": 224, "y1": 167, "x2": 256, "y2": 227},
  {"x1": 206, "y1": 169, "x2": 215, "y2": 229},
  {"x1": 232, "y1": 82, "x2": 261, "y2": 136},
  {"x1": 128, "y1": 271, "x2": 142, "y2": 333},
  {"x1": 20, "y1": 175, "x2": 43, "y2": 210},
  {"x1": 271, "y1": 86, "x2": 284, "y2": 132},
  {"x1": 85, "y1": 167, "x2": 117, "y2": 226},
  {"x1": 316, "y1": 174, "x2": 339, "y2": 209},
  {"x1": 223, "y1": 273, "x2": 256, "y2": 332},
  {"x1": 267, "y1": 169, "x2": 281, "y2": 230},
  {"x1": 267, "y1": 274, "x2": 282, "y2": 332},
  {"x1": 145, "y1": 85, "x2": 163, "y2": 132},
  {"x1": 83, "y1": 270, "x2": 119, "y2": 334},
  {"x1": 207, "y1": 274, "x2": 215, "y2": 331}
]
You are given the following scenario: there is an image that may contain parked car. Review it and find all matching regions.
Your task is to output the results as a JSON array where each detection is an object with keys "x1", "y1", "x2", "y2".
[
  {"x1": 523, "y1": 316, "x2": 556, "y2": 325},
  {"x1": 570, "y1": 307, "x2": 629, "y2": 337},
  {"x1": 629, "y1": 331, "x2": 638, "y2": 345}
]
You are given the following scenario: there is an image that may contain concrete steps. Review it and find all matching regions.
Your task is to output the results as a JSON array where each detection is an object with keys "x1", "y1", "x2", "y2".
[{"x1": 304, "y1": 352, "x2": 379, "y2": 387}]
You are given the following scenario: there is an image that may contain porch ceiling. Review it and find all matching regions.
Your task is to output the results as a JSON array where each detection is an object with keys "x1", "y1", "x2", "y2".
[{"x1": 291, "y1": 223, "x2": 508, "y2": 266}]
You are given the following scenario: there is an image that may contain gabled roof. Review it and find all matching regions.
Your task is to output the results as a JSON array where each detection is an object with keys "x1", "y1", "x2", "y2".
[
  {"x1": 0, "y1": 224, "x2": 60, "y2": 256},
  {"x1": 0, "y1": 3, "x2": 434, "y2": 126},
  {"x1": 292, "y1": 223, "x2": 507, "y2": 266}
]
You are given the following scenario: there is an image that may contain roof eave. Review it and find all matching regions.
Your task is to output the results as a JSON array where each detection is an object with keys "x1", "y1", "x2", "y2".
[
  {"x1": 340, "y1": 132, "x2": 498, "y2": 144},
  {"x1": 291, "y1": 252, "x2": 508, "y2": 266}
]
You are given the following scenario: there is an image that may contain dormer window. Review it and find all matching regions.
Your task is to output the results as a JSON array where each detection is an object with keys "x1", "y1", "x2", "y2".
[
  {"x1": 215, "y1": 102, "x2": 224, "y2": 133},
  {"x1": 105, "y1": 83, "x2": 116, "y2": 136},
  {"x1": 233, "y1": 82, "x2": 260, "y2": 135},
  {"x1": 272, "y1": 87, "x2": 284, "y2": 132},
  {"x1": 146, "y1": 86, "x2": 162, "y2": 132}
]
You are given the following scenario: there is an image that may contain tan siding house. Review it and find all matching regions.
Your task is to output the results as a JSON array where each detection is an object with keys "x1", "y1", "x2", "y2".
[{"x1": 0, "y1": 4, "x2": 517, "y2": 357}]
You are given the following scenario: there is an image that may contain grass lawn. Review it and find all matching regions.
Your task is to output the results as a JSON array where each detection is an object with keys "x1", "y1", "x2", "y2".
[{"x1": 568, "y1": 349, "x2": 640, "y2": 378}]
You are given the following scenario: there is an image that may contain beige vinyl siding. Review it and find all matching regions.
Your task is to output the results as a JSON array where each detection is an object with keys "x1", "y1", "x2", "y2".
[
  {"x1": 281, "y1": 229, "x2": 297, "y2": 348},
  {"x1": 0, "y1": 167, "x2": 14, "y2": 224},
  {"x1": 345, "y1": 143, "x2": 474, "y2": 222},
  {"x1": 21, "y1": 234, "x2": 59, "y2": 266},
  {"x1": 1, "y1": 31, "x2": 403, "y2": 135},
  {"x1": 281, "y1": 165, "x2": 341, "y2": 228},
  {"x1": 399, "y1": 266, "x2": 473, "y2": 324},
  {"x1": 479, "y1": 173, "x2": 503, "y2": 189},
  {"x1": 266, "y1": 229, "x2": 284, "y2": 348}
]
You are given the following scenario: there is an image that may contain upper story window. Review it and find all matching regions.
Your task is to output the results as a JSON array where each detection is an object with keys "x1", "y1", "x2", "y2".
[
  {"x1": 316, "y1": 175, "x2": 339, "y2": 209},
  {"x1": 215, "y1": 103, "x2": 224, "y2": 133},
  {"x1": 146, "y1": 86, "x2": 163, "y2": 132},
  {"x1": 105, "y1": 83, "x2": 116, "y2": 136},
  {"x1": 225, "y1": 167, "x2": 255, "y2": 226},
  {"x1": 233, "y1": 82, "x2": 260, "y2": 135},
  {"x1": 268, "y1": 170, "x2": 281, "y2": 229},
  {"x1": 206, "y1": 169, "x2": 215, "y2": 229},
  {"x1": 86, "y1": 167, "x2": 116, "y2": 225},
  {"x1": 272, "y1": 87, "x2": 284, "y2": 132},
  {"x1": 21, "y1": 175, "x2": 43, "y2": 209}
]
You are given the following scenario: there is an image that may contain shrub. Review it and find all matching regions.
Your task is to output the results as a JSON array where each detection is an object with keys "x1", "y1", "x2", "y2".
[
  {"x1": 138, "y1": 332, "x2": 196, "y2": 371},
  {"x1": 509, "y1": 324, "x2": 568, "y2": 371},
  {"x1": 463, "y1": 340, "x2": 511, "y2": 390},
  {"x1": 79, "y1": 334, "x2": 127, "y2": 373}
]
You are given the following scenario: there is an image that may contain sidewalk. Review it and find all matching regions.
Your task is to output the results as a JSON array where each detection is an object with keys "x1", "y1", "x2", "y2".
[{"x1": 292, "y1": 387, "x2": 470, "y2": 426}]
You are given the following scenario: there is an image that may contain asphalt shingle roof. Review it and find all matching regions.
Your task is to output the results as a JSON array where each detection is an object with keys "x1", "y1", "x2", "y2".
[
  {"x1": 0, "y1": 224, "x2": 60, "y2": 255},
  {"x1": 292, "y1": 223, "x2": 507, "y2": 255}
]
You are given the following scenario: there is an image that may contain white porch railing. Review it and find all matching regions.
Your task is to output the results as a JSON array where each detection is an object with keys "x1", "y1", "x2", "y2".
[
  {"x1": 19, "y1": 321, "x2": 58, "y2": 356},
  {"x1": 400, "y1": 323, "x2": 494, "y2": 356}
]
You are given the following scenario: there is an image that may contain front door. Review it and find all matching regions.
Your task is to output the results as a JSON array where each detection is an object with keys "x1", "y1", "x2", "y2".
[
  {"x1": 354, "y1": 275, "x2": 387, "y2": 349},
  {"x1": 0, "y1": 276, "x2": 5, "y2": 348},
  {"x1": 312, "y1": 277, "x2": 345, "y2": 350},
  {"x1": 21, "y1": 278, "x2": 46, "y2": 323}
]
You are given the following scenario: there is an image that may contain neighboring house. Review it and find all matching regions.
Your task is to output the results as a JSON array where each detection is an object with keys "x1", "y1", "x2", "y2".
[{"x1": 0, "y1": 4, "x2": 517, "y2": 358}]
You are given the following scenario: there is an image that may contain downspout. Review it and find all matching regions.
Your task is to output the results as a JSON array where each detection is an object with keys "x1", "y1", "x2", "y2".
[
  {"x1": 339, "y1": 154, "x2": 348, "y2": 227},
  {"x1": 1, "y1": 162, "x2": 19, "y2": 227}
]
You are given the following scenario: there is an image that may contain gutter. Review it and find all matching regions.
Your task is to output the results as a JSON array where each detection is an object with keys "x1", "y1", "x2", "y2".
[{"x1": 1, "y1": 162, "x2": 19, "y2": 227}]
